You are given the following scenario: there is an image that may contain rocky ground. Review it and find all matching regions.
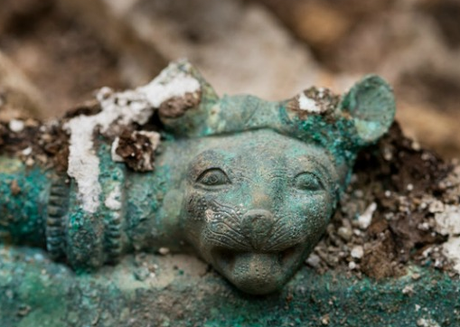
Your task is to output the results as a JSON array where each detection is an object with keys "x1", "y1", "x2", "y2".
[{"x1": 309, "y1": 123, "x2": 460, "y2": 280}]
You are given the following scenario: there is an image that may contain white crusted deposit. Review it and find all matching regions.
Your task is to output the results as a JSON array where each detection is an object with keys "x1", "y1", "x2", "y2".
[
  {"x1": 64, "y1": 60, "x2": 201, "y2": 213},
  {"x1": 433, "y1": 204, "x2": 460, "y2": 274},
  {"x1": 442, "y1": 236, "x2": 460, "y2": 273},
  {"x1": 434, "y1": 205, "x2": 460, "y2": 236},
  {"x1": 111, "y1": 137, "x2": 123, "y2": 162},
  {"x1": 416, "y1": 318, "x2": 440, "y2": 327},
  {"x1": 297, "y1": 88, "x2": 330, "y2": 114},
  {"x1": 104, "y1": 185, "x2": 122, "y2": 211},
  {"x1": 298, "y1": 92, "x2": 322, "y2": 113}
]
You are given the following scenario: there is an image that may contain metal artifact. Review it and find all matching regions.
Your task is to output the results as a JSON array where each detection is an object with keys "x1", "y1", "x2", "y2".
[{"x1": 0, "y1": 61, "x2": 395, "y2": 294}]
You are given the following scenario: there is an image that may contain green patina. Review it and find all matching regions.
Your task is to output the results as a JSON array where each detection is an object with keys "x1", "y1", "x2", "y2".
[
  {"x1": 0, "y1": 157, "x2": 50, "y2": 247},
  {"x1": 0, "y1": 60, "x2": 412, "y2": 315},
  {"x1": 0, "y1": 245, "x2": 459, "y2": 326}
]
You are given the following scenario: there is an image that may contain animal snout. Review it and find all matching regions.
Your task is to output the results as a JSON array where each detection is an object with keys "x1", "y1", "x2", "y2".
[{"x1": 241, "y1": 209, "x2": 275, "y2": 250}]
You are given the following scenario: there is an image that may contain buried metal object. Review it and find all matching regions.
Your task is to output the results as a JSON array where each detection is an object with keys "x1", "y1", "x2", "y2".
[{"x1": 0, "y1": 61, "x2": 395, "y2": 295}]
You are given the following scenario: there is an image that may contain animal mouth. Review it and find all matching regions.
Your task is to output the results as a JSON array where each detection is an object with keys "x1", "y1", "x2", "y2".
[
  {"x1": 209, "y1": 244, "x2": 303, "y2": 295},
  {"x1": 211, "y1": 244, "x2": 301, "y2": 272}
]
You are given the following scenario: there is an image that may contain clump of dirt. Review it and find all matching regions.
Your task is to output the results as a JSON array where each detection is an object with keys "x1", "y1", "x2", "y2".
[
  {"x1": 158, "y1": 92, "x2": 202, "y2": 119},
  {"x1": 63, "y1": 100, "x2": 102, "y2": 119},
  {"x1": 113, "y1": 129, "x2": 161, "y2": 172},
  {"x1": 308, "y1": 123, "x2": 458, "y2": 279}
]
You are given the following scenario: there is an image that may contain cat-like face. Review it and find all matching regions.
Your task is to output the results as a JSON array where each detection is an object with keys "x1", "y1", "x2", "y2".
[
  {"x1": 158, "y1": 62, "x2": 394, "y2": 294},
  {"x1": 182, "y1": 130, "x2": 338, "y2": 294}
]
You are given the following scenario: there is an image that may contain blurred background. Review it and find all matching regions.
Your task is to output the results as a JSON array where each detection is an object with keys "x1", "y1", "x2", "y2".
[{"x1": 0, "y1": 0, "x2": 459, "y2": 159}]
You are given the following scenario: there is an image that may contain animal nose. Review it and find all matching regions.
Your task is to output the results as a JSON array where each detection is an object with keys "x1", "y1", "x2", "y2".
[{"x1": 241, "y1": 209, "x2": 275, "y2": 250}]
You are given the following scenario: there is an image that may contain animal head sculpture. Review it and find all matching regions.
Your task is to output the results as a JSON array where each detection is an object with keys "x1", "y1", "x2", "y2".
[
  {"x1": 0, "y1": 61, "x2": 395, "y2": 295},
  {"x1": 156, "y1": 61, "x2": 395, "y2": 294}
]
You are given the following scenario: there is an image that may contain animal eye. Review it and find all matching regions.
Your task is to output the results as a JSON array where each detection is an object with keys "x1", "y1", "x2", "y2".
[
  {"x1": 197, "y1": 168, "x2": 230, "y2": 187},
  {"x1": 293, "y1": 173, "x2": 323, "y2": 191}
]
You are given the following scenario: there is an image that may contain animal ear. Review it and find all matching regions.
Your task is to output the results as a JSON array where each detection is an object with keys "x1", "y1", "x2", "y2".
[
  {"x1": 339, "y1": 75, "x2": 395, "y2": 145},
  {"x1": 155, "y1": 60, "x2": 220, "y2": 136}
]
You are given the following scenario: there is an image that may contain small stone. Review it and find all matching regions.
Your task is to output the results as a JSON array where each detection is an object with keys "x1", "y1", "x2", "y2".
[
  {"x1": 351, "y1": 246, "x2": 364, "y2": 259},
  {"x1": 384, "y1": 212, "x2": 394, "y2": 220},
  {"x1": 134, "y1": 266, "x2": 150, "y2": 281},
  {"x1": 9, "y1": 119, "x2": 25, "y2": 133},
  {"x1": 412, "y1": 141, "x2": 421, "y2": 151},
  {"x1": 33, "y1": 253, "x2": 45, "y2": 261},
  {"x1": 305, "y1": 253, "x2": 321, "y2": 268},
  {"x1": 357, "y1": 202, "x2": 377, "y2": 229},
  {"x1": 24, "y1": 119, "x2": 39, "y2": 128},
  {"x1": 337, "y1": 226, "x2": 352, "y2": 241},
  {"x1": 402, "y1": 285, "x2": 414, "y2": 295},
  {"x1": 158, "y1": 247, "x2": 170, "y2": 255},
  {"x1": 25, "y1": 157, "x2": 35, "y2": 167},
  {"x1": 21, "y1": 147, "x2": 32, "y2": 156},
  {"x1": 428, "y1": 200, "x2": 444, "y2": 213},
  {"x1": 421, "y1": 153, "x2": 432, "y2": 161},
  {"x1": 417, "y1": 222, "x2": 429, "y2": 231},
  {"x1": 412, "y1": 273, "x2": 421, "y2": 280},
  {"x1": 383, "y1": 147, "x2": 393, "y2": 161},
  {"x1": 348, "y1": 261, "x2": 357, "y2": 270}
]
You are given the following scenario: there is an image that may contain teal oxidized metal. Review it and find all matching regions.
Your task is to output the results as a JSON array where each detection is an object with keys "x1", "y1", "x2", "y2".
[{"x1": 0, "y1": 60, "x2": 395, "y2": 295}]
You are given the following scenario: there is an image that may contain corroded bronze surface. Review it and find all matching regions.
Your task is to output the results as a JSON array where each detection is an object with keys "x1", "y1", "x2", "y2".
[{"x1": 0, "y1": 61, "x2": 395, "y2": 294}]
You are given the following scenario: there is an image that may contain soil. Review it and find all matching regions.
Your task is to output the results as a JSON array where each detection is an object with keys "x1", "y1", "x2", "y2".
[
  {"x1": 158, "y1": 93, "x2": 202, "y2": 119},
  {"x1": 114, "y1": 129, "x2": 159, "y2": 172},
  {"x1": 309, "y1": 123, "x2": 458, "y2": 279}
]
